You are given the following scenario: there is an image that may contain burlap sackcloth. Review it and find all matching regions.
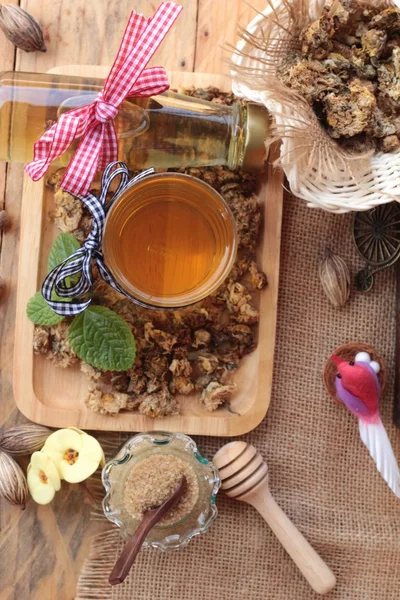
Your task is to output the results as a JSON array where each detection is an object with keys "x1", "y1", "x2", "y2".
[{"x1": 76, "y1": 191, "x2": 400, "y2": 600}]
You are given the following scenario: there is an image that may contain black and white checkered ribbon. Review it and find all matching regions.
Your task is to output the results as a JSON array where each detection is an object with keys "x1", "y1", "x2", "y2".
[{"x1": 42, "y1": 162, "x2": 154, "y2": 316}]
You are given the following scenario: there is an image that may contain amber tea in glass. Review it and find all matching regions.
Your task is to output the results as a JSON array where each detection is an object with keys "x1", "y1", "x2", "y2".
[{"x1": 102, "y1": 173, "x2": 237, "y2": 309}]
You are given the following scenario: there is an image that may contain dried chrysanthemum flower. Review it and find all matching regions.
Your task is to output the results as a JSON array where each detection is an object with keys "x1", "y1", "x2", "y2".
[{"x1": 200, "y1": 381, "x2": 237, "y2": 412}]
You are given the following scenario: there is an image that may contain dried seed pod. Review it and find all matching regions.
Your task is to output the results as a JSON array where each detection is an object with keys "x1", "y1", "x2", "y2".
[
  {"x1": 0, "y1": 451, "x2": 28, "y2": 508},
  {"x1": 0, "y1": 424, "x2": 52, "y2": 456},
  {"x1": 318, "y1": 248, "x2": 350, "y2": 308},
  {"x1": 0, "y1": 4, "x2": 46, "y2": 53},
  {"x1": 0, "y1": 209, "x2": 10, "y2": 232}
]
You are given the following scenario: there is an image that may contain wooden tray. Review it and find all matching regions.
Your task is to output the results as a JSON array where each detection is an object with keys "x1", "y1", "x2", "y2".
[{"x1": 14, "y1": 66, "x2": 283, "y2": 436}]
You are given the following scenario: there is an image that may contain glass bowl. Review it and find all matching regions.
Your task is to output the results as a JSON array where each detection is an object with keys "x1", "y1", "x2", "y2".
[
  {"x1": 102, "y1": 431, "x2": 220, "y2": 551},
  {"x1": 102, "y1": 172, "x2": 238, "y2": 310}
]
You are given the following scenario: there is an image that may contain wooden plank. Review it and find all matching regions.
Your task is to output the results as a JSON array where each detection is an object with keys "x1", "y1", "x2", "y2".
[
  {"x1": 0, "y1": 500, "x2": 87, "y2": 600},
  {"x1": 130, "y1": 0, "x2": 199, "y2": 71},
  {"x1": 19, "y1": 0, "x2": 199, "y2": 73},
  {"x1": 0, "y1": 0, "x2": 18, "y2": 429},
  {"x1": 195, "y1": 0, "x2": 268, "y2": 74},
  {"x1": 47, "y1": 63, "x2": 230, "y2": 91}
]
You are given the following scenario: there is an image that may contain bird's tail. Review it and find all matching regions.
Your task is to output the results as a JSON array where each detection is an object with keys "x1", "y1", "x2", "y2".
[{"x1": 358, "y1": 419, "x2": 400, "y2": 499}]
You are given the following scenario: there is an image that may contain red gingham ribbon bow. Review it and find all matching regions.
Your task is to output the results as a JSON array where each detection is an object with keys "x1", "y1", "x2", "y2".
[{"x1": 25, "y1": 2, "x2": 182, "y2": 196}]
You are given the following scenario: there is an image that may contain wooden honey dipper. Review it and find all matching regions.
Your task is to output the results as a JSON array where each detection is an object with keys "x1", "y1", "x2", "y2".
[{"x1": 214, "y1": 442, "x2": 336, "y2": 595}]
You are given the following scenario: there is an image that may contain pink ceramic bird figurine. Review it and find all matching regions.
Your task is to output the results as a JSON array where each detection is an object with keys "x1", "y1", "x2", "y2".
[{"x1": 332, "y1": 351, "x2": 400, "y2": 498}]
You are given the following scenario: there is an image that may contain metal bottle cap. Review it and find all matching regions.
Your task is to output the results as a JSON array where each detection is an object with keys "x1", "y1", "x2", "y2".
[{"x1": 241, "y1": 102, "x2": 271, "y2": 171}]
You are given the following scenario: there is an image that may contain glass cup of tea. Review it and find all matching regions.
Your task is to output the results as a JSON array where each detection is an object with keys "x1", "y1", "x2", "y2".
[{"x1": 102, "y1": 172, "x2": 238, "y2": 310}]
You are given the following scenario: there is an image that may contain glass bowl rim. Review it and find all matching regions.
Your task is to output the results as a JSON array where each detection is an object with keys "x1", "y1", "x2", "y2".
[{"x1": 101, "y1": 431, "x2": 221, "y2": 551}]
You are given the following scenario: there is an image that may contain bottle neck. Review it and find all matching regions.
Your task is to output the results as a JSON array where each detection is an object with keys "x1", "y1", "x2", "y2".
[{"x1": 228, "y1": 102, "x2": 271, "y2": 172}]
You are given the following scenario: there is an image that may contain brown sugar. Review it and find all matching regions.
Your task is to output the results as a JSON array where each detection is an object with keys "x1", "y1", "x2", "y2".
[{"x1": 124, "y1": 454, "x2": 199, "y2": 526}]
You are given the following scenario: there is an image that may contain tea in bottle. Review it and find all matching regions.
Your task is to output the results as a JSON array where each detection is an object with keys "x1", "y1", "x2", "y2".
[{"x1": 0, "y1": 71, "x2": 270, "y2": 172}]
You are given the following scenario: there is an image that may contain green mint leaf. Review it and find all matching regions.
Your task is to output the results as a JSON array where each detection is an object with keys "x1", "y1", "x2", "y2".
[
  {"x1": 51, "y1": 290, "x2": 72, "y2": 303},
  {"x1": 48, "y1": 233, "x2": 80, "y2": 272},
  {"x1": 68, "y1": 306, "x2": 136, "y2": 371},
  {"x1": 26, "y1": 292, "x2": 64, "y2": 326}
]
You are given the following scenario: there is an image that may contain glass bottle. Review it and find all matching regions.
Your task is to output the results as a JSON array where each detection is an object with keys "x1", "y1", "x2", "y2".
[{"x1": 0, "y1": 71, "x2": 270, "y2": 172}]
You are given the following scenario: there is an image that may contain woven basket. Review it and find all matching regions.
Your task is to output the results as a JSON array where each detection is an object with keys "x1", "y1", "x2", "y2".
[
  {"x1": 323, "y1": 342, "x2": 387, "y2": 403},
  {"x1": 232, "y1": 0, "x2": 400, "y2": 213}
]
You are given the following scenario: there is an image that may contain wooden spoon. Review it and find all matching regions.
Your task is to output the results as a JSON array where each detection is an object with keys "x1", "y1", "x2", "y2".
[
  {"x1": 213, "y1": 442, "x2": 336, "y2": 596},
  {"x1": 109, "y1": 476, "x2": 186, "y2": 585}
]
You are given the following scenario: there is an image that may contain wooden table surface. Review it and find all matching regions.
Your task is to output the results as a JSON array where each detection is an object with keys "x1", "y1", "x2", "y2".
[{"x1": 0, "y1": 1, "x2": 267, "y2": 598}]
